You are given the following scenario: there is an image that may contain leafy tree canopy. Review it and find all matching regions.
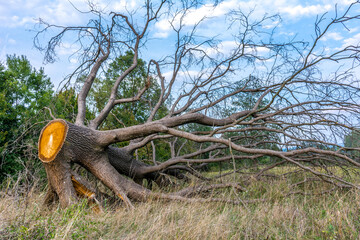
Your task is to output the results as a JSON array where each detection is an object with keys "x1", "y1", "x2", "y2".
[
  {"x1": 0, "y1": 55, "x2": 53, "y2": 181},
  {"x1": 91, "y1": 51, "x2": 168, "y2": 129}
]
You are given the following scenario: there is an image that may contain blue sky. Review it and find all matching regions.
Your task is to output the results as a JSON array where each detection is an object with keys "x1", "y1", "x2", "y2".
[{"x1": 0, "y1": 0, "x2": 359, "y2": 88}]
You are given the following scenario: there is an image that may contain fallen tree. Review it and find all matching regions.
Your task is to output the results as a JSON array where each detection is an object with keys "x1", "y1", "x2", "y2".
[{"x1": 35, "y1": 0, "x2": 360, "y2": 208}]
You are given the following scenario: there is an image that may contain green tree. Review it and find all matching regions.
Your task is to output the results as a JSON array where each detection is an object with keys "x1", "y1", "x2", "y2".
[
  {"x1": 91, "y1": 51, "x2": 167, "y2": 130},
  {"x1": 345, "y1": 129, "x2": 360, "y2": 148},
  {"x1": 345, "y1": 129, "x2": 360, "y2": 159},
  {"x1": 52, "y1": 88, "x2": 78, "y2": 121},
  {"x1": 0, "y1": 55, "x2": 53, "y2": 181},
  {"x1": 90, "y1": 51, "x2": 169, "y2": 160}
]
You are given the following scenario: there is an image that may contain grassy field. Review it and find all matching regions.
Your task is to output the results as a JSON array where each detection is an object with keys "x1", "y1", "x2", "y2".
[{"x1": 1, "y1": 168, "x2": 360, "y2": 239}]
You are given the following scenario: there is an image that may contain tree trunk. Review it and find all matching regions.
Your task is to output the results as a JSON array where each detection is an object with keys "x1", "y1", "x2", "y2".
[
  {"x1": 38, "y1": 119, "x2": 249, "y2": 208},
  {"x1": 107, "y1": 146, "x2": 183, "y2": 187},
  {"x1": 38, "y1": 119, "x2": 207, "y2": 208},
  {"x1": 38, "y1": 119, "x2": 137, "y2": 208}
]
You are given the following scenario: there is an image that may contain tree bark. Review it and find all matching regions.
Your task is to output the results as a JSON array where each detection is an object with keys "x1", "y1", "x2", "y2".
[
  {"x1": 38, "y1": 119, "x2": 136, "y2": 208},
  {"x1": 107, "y1": 146, "x2": 185, "y2": 187}
]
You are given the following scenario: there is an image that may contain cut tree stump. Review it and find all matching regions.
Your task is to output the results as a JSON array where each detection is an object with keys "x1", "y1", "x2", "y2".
[
  {"x1": 38, "y1": 119, "x2": 68, "y2": 163},
  {"x1": 38, "y1": 119, "x2": 133, "y2": 208},
  {"x1": 38, "y1": 119, "x2": 101, "y2": 208}
]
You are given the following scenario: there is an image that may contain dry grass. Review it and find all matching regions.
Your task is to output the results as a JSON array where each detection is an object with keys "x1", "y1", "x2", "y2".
[{"x1": 1, "y1": 169, "x2": 360, "y2": 239}]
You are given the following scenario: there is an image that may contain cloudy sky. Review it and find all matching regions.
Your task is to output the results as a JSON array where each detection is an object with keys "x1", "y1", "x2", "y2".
[{"x1": 0, "y1": 0, "x2": 359, "y2": 87}]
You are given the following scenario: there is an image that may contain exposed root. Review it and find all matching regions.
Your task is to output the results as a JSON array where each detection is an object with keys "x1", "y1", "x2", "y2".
[
  {"x1": 43, "y1": 186, "x2": 58, "y2": 207},
  {"x1": 70, "y1": 174, "x2": 103, "y2": 213}
]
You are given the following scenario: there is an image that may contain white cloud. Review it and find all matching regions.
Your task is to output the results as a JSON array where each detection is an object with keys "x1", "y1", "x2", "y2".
[
  {"x1": 0, "y1": 0, "x2": 143, "y2": 29},
  {"x1": 163, "y1": 70, "x2": 201, "y2": 82},
  {"x1": 349, "y1": 27, "x2": 358, "y2": 33},
  {"x1": 342, "y1": 33, "x2": 360, "y2": 47},
  {"x1": 153, "y1": 0, "x2": 342, "y2": 39},
  {"x1": 8, "y1": 39, "x2": 16, "y2": 45},
  {"x1": 0, "y1": 14, "x2": 35, "y2": 28},
  {"x1": 69, "y1": 58, "x2": 78, "y2": 64},
  {"x1": 256, "y1": 46, "x2": 271, "y2": 53},
  {"x1": 320, "y1": 0, "x2": 354, "y2": 7},
  {"x1": 0, "y1": 0, "x2": 86, "y2": 28},
  {"x1": 154, "y1": 0, "x2": 238, "y2": 38},
  {"x1": 153, "y1": 31, "x2": 169, "y2": 38},
  {"x1": 1, "y1": 0, "x2": 348, "y2": 30},
  {"x1": 58, "y1": 42, "x2": 79, "y2": 56},
  {"x1": 198, "y1": 40, "x2": 238, "y2": 57},
  {"x1": 279, "y1": 31, "x2": 295, "y2": 36},
  {"x1": 38, "y1": 1, "x2": 87, "y2": 25},
  {"x1": 262, "y1": 20, "x2": 281, "y2": 29},
  {"x1": 162, "y1": 71, "x2": 173, "y2": 81},
  {"x1": 280, "y1": 4, "x2": 332, "y2": 17},
  {"x1": 321, "y1": 32, "x2": 344, "y2": 41},
  {"x1": 111, "y1": 0, "x2": 139, "y2": 11}
]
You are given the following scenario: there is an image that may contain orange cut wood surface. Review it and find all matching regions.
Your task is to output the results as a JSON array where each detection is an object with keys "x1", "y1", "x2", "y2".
[
  {"x1": 71, "y1": 176, "x2": 95, "y2": 199},
  {"x1": 39, "y1": 121, "x2": 67, "y2": 162}
]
